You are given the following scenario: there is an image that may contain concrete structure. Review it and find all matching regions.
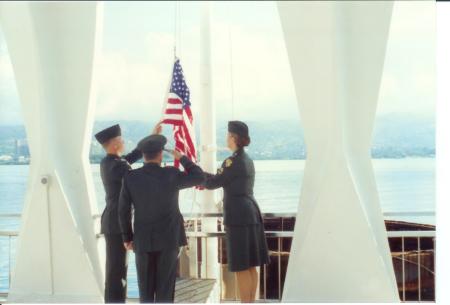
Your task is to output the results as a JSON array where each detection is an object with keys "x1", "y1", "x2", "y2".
[
  {"x1": 277, "y1": 1, "x2": 399, "y2": 302},
  {"x1": 0, "y1": 2, "x2": 104, "y2": 302},
  {"x1": 436, "y1": 2, "x2": 450, "y2": 304}
]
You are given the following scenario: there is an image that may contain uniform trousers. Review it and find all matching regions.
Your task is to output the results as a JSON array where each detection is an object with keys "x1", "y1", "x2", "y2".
[
  {"x1": 135, "y1": 248, "x2": 179, "y2": 303},
  {"x1": 104, "y1": 233, "x2": 128, "y2": 303}
]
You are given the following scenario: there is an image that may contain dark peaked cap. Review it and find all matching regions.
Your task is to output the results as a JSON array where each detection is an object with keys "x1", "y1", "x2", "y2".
[
  {"x1": 137, "y1": 134, "x2": 167, "y2": 153},
  {"x1": 95, "y1": 124, "x2": 121, "y2": 144}
]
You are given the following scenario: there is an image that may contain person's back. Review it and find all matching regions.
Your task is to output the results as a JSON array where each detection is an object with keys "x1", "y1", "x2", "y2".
[
  {"x1": 100, "y1": 152, "x2": 140, "y2": 234},
  {"x1": 118, "y1": 134, "x2": 204, "y2": 303},
  {"x1": 205, "y1": 148, "x2": 262, "y2": 226},
  {"x1": 121, "y1": 162, "x2": 198, "y2": 252}
]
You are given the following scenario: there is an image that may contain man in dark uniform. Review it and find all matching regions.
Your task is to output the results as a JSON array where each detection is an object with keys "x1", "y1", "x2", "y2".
[
  {"x1": 118, "y1": 134, "x2": 205, "y2": 303},
  {"x1": 95, "y1": 123, "x2": 161, "y2": 303}
]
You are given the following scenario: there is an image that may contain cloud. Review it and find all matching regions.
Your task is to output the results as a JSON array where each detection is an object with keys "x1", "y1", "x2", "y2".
[
  {"x1": 377, "y1": 1, "x2": 435, "y2": 118},
  {"x1": 93, "y1": 1, "x2": 435, "y2": 122},
  {"x1": 94, "y1": 1, "x2": 300, "y2": 123},
  {"x1": 0, "y1": 1, "x2": 435, "y2": 125},
  {"x1": 92, "y1": 5, "x2": 297, "y2": 120},
  {"x1": 0, "y1": 34, "x2": 23, "y2": 125},
  {"x1": 94, "y1": 31, "x2": 176, "y2": 122}
]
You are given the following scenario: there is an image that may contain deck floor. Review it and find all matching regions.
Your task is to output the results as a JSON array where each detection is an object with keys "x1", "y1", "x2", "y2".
[
  {"x1": 127, "y1": 278, "x2": 217, "y2": 303},
  {"x1": 175, "y1": 278, "x2": 217, "y2": 303},
  {"x1": 0, "y1": 278, "x2": 217, "y2": 304}
]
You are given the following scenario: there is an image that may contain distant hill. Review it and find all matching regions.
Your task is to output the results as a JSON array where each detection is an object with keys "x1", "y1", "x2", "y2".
[
  {"x1": 373, "y1": 114, "x2": 435, "y2": 149},
  {"x1": 0, "y1": 115, "x2": 435, "y2": 163}
]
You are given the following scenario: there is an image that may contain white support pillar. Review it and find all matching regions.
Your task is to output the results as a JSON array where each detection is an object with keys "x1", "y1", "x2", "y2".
[
  {"x1": 0, "y1": 2, "x2": 103, "y2": 302},
  {"x1": 436, "y1": 2, "x2": 450, "y2": 304},
  {"x1": 277, "y1": 1, "x2": 399, "y2": 302},
  {"x1": 198, "y1": 1, "x2": 220, "y2": 286}
]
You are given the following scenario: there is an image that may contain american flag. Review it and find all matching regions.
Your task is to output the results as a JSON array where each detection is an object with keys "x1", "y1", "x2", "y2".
[{"x1": 161, "y1": 58, "x2": 197, "y2": 168}]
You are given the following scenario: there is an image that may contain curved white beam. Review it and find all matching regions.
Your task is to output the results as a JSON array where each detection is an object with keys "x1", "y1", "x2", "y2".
[
  {"x1": 0, "y1": 2, "x2": 103, "y2": 302},
  {"x1": 277, "y1": 1, "x2": 399, "y2": 302}
]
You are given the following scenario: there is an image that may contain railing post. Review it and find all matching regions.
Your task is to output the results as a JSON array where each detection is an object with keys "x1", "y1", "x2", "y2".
[
  {"x1": 418, "y1": 237, "x2": 421, "y2": 302},
  {"x1": 433, "y1": 237, "x2": 436, "y2": 300},
  {"x1": 188, "y1": 219, "x2": 199, "y2": 278},
  {"x1": 264, "y1": 263, "x2": 267, "y2": 301},
  {"x1": 278, "y1": 237, "x2": 282, "y2": 301},
  {"x1": 8, "y1": 236, "x2": 12, "y2": 289},
  {"x1": 402, "y1": 237, "x2": 406, "y2": 301},
  {"x1": 219, "y1": 236, "x2": 222, "y2": 300}
]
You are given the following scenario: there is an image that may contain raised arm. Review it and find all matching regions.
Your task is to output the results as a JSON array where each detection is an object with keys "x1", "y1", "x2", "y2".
[
  {"x1": 177, "y1": 156, "x2": 205, "y2": 189},
  {"x1": 123, "y1": 147, "x2": 142, "y2": 164},
  {"x1": 124, "y1": 122, "x2": 163, "y2": 164},
  {"x1": 203, "y1": 157, "x2": 238, "y2": 190}
]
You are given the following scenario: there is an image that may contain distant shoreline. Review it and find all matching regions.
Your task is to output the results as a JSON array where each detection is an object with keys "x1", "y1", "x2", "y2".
[
  {"x1": 1, "y1": 118, "x2": 435, "y2": 165},
  {"x1": 0, "y1": 155, "x2": 436, "y2": 166}
]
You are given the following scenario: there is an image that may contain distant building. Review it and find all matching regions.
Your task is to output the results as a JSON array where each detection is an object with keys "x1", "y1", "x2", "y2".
[
  {"x1": 0, "y1": 155, "x2": 13, "y2": 161},
  {"x1": 14, "y1": 138, "x2": 30, "y2": 160},
  {"x1": 17, "y1": 156, "x2": 29, "y2": 163}
]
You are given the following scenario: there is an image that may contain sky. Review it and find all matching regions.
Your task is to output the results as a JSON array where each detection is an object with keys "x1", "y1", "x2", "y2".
[{"x1": 0, "y1": 1, "x2": 435, "y2": 125}]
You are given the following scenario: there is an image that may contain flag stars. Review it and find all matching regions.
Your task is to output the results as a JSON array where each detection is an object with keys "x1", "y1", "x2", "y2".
[{"x1": 170, "y1": 60, "x2": 191, "y2": 106}]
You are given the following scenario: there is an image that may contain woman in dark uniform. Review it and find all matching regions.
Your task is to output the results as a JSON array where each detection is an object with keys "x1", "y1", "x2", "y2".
[{"x1": 202, "y1": 120, "x2": 270, "y2": 303}]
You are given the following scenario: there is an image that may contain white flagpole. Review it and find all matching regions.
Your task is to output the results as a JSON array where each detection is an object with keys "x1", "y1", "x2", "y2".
[{"x1": 198, "y1": 1, "x2": 220, "y2": 293}]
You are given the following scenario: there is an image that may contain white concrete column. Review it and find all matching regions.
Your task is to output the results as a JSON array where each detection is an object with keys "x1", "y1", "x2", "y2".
[
  {"x1": 277, "y1": 1, "x2": 399, "y2": 302},
  {"x1": 198, "y1": 1, "x2": 220, "y2": 286},
  {"x1": 436, "y1": 2, "x2": 450, "y2": 304},
  {"x1": 0, "y1": 2, "x2": 103, "y2": 302}
]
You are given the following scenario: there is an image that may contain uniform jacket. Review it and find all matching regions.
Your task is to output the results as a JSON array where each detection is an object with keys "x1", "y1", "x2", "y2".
[
  {"x1": 119, "y1": 156, "x2": 205, "y2": 253},
  {"x1": 100, "y1": 148, "x2": 142, "y2": 234},
  {"x1": 203, "y1": 148, "x2": 263, "y2": 226}
]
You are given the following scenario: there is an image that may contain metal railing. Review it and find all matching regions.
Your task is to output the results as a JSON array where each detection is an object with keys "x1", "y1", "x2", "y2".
[
  {"x1": 180, "y1": 226, "x2": 435, "y2": 302},
  {"x1": 0, "y1": 230, "x2": 18, "y2": 291},
  {"x1": 181, "y1": 230, "x2": 292, "y2": 301},
  {"x1": 0, "y1": 212, "x2": 435, "y2": 302},
  {"x1": 387, "y1": 231, "x2": 435, "y2": 302}
]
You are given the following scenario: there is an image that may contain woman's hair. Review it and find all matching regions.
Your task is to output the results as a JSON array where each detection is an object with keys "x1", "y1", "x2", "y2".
[{"x1": 231, "y1": 133, "x2": 251, "y2": 148}]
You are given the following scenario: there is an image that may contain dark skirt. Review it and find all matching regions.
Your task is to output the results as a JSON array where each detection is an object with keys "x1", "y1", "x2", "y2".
[{"x1": 225, "y1": 223, "x2": 271, "y2": 272}]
